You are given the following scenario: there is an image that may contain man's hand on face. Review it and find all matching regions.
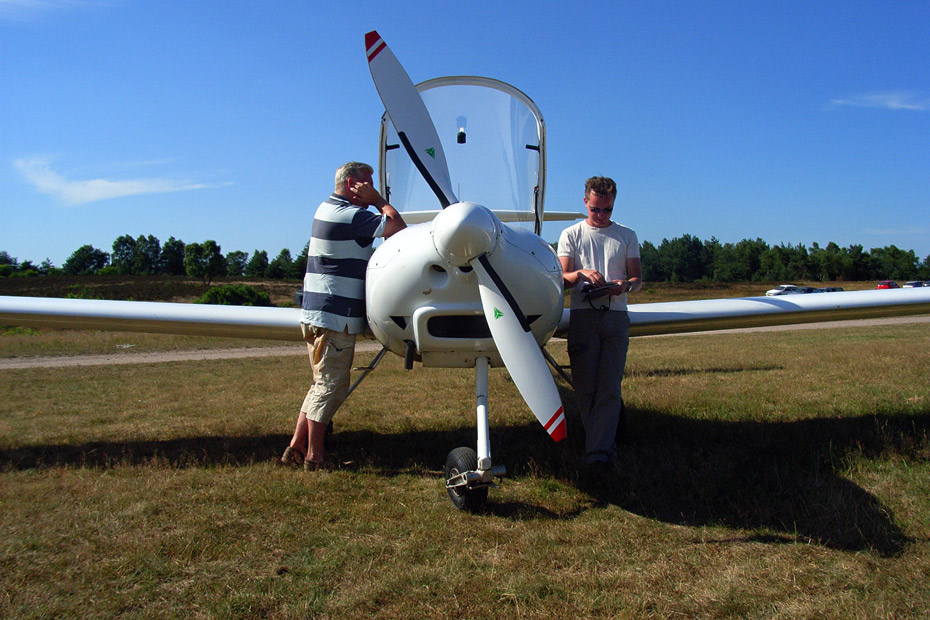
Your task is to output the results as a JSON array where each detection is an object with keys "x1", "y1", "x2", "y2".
[{"x1": 349, "y1": 180, "x2": 386, "y2": 208}]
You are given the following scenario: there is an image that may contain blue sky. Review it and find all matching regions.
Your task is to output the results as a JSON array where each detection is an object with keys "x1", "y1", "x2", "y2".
[{"x1": 2, "y1": 0, "x2": 928, "y2": 268}]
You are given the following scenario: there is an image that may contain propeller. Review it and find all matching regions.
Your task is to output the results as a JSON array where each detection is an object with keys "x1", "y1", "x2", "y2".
[
  {"x1": 365, "y1": 31, "x2": 457, "y2": 208},
  {"x1": 365, "y1": 31, "x2": 565, "y2": 442}
]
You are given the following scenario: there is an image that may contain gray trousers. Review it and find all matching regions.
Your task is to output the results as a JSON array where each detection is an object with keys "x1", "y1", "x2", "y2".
[{"x1": 567, "y1": 309, "x2": 631, "y2": 464}]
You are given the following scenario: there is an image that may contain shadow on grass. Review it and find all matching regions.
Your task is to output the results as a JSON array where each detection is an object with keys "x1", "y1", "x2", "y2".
[
  {"x1": 556, "y1": 404, "x2": 930, "y2": 558},
  {"x1": 3, "y1": 402, "x2": 927, "y2": 557}
]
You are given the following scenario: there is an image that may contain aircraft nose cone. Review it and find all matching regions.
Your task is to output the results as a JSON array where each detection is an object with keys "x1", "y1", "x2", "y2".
[{"x1": 431, "y1": 202, "x2": 500, "y2": 266}]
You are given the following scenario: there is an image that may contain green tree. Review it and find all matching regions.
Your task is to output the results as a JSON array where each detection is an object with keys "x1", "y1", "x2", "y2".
[
  {"x1": 918, "y1": 254, "x2": 930, "y2": 280},
  {"x1": 244, "y1": 250, "x2": 269, "y2": 278},
  {"x1": 839, "y1": 244, "x2": 870, "y2": 281},
  {"x1": 812, "y1": 242, "x2": 844, "y2": 281},
  {"x1": 0, "y1": 252, "x2": 16, "y2": 277},
  {"x1": 290, "y1": 242, "x2": 309, "y2": 279},
  {"x1": 111, "y1": 234, "x2": 137, "y2": 275},
  {"x1": 759, "y1": 244, "x2": 792, "y2": 281},
  {"x1": 161, "y1": 237, "x2": 186, "y2": 275},
  {"x1": 786, "y1": 243, "x2": 813, "y2": 281},
  {"x1": 133, "y1": 235, "x2": 162, "y2": 275},
  {"x1": 869, "y1": 245, "x2": 918, "y2": 281},
  {"x1": 639, "y1": 240, "x2": 663, "y2": 282},
  {"x1": 709, "y1": 239, "x2": 739, "y2": 282},
  {"x1": 265, "y1": 248, "x2": 293, "y2": 279},
  {"x1": 184, "y1": 240, "x2": 226, "y2": 285},
  {"x1": 657, "y1": 234, "x2": 708, "y2": 282},
  {"x1": 732, "y1": 238, "x2": 768, "y2": 281},
  {"x1": 203, "y1": 240, "x2": 226, "y2": 281},
  {"x1": 63, "y1": 245, "x2": 109, "y2": 275},
  {"x1": 225, "y1": 250, "x2": 249, "y2": 277}
]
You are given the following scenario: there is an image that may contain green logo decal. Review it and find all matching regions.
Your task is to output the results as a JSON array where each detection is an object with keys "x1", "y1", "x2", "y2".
[
  {"x1": 493, "y1": 308, "x2": 503, "y2": 320},
  {"x1": 425, "y1": 147, "x2": 435, "y2": 158}
]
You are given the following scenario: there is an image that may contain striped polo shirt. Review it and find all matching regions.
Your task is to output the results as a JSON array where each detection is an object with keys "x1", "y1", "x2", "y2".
[{"x1": 300, "y1": 194, "x2": 386, "y2": 333}]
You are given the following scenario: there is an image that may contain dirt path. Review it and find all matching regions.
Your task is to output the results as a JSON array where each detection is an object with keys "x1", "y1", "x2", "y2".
[
  {"x1": 0, "y1": 340, "x2": 385, "y2": 370},
  {"x1": 1, "y1": 316, "x2": 927, "y2": 370}
]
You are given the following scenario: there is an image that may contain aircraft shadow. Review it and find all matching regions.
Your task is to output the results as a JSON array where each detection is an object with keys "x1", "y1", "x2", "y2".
[
  {"x1": 542, "y1": 401, "x2": 927, "y2": 558},
  {"x1": 3, "y1": 402, "x2": 925, "y2": 557}
]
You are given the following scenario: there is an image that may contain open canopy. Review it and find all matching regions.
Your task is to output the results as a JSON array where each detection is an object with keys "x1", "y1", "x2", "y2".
[{"x1": 379, "y1": 76, "x2": 546, "y2": 234}]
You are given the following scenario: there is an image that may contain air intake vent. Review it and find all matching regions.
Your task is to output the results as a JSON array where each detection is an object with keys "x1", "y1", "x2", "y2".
[
  {"x1": 427, "y1": 315, "x2": 491, "y2": 339},
  {"x1": 425, "y1": 314, "x2": 543, "y2": 339}
]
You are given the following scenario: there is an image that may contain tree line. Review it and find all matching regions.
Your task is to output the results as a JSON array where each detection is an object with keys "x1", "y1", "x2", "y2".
[
  {"x1": 0, "y1": 235, "x2": 309, "y2": 285},
  {"x1": 638, "y1": 235, "x2": 929, "y2": 282},
  {"x1": 3, "y1": 233, "x2": 929, "y2": 284}
]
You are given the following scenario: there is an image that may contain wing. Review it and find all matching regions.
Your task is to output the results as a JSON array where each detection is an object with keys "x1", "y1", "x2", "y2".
[
  {"x1": 5, "y1": 288, "x2": 930, "y2": 343},
  {"x1": 0, "y1": 295, "x2": 302, "y2": 341},
  {"x1": 556, "y1": 288, "x2": 930, "y2": 337}
]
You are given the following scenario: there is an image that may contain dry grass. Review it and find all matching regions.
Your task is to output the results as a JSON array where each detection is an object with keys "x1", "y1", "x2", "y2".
[{"x1": 1, "y1": 282, "x2": 929, "y2": 618}]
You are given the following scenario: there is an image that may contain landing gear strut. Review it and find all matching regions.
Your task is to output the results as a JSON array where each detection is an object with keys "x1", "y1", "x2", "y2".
[{"x1": 444, "y1": 356, "x2": 504, "y2": 511}]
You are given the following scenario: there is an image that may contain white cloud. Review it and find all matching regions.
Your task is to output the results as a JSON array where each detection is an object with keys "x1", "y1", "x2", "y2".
[
  {"x1": 830, "y1": 91, "x2": 930, "y2": 112},
  {"x1": 862, "y1": 226, "x2": 929, "y2": 238},
  {"x1": 14, "y1": 157, "x2": 225, "y2": 205},
  {"x1": 2, "y1": 0, "x2": 78, "y2": 21},
  {"x1": 0, "y1": 0, "x2": 118, "y2": 22}
]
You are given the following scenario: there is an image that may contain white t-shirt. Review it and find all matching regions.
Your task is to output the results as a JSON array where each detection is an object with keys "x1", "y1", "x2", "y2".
[{"x1": 558, "y1": 220, "x2": 640, "y2": 311}]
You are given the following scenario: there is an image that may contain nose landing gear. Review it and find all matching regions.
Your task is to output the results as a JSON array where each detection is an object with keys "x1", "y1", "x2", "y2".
[{"x1": 443, "y1": 356, "x2": 504, "y2": 511}]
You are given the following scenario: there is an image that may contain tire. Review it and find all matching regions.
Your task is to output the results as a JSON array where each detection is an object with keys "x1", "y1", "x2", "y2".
[{"x1": 444, "y1": 446, "x2": 488, "y2": 511}]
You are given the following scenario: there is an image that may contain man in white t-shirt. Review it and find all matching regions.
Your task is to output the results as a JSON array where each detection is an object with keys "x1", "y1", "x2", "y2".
[{"x1": 557, "y1": 176, "x2": 642, "y2": 477}]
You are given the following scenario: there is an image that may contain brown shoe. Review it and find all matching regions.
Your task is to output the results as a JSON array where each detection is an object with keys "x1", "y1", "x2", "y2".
[
  {"x1": 280, "y1": 446, "x2": 304, "y2": 468},
  {"x1": 304, "y1": 457, "x2": 339, "y2": 472},
  {"x1": 303, "y1": 459, "x2": 325, "y2": 472}
]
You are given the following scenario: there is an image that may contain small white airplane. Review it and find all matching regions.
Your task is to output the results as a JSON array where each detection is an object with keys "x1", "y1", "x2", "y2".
[{"x1": 2, "y1": 31, "x2": 930, "y2": 511}]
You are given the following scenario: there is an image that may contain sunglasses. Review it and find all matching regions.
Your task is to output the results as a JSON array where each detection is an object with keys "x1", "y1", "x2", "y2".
[{"x1": 589, "y1": 207, "x2": 613, "y2": 214}]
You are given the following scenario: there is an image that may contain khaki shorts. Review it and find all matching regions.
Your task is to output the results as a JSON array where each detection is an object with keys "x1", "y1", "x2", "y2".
[{"x1": 299, "y1": 324, "x2": 357, "y2": 424}]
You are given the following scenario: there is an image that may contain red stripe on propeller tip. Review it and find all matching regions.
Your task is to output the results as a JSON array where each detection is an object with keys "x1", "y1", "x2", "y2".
[
  {"x1": 549, "y1": 419, "x2": 566, "y2": 442},
  {"x1": 365, "y1": 31, "x2": 385, "y2": 61},
  {"x1": 545, "y1": 407, "x2": 566, "y2": 442}
]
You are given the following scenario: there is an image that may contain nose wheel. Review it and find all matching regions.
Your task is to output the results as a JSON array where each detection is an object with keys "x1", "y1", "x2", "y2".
[
  {"x1": 444, "y1": 447, "x2": 489, "y2": 511},
  {"x1": 443, "y1": 357, "x2": 504, "y2": 511}
]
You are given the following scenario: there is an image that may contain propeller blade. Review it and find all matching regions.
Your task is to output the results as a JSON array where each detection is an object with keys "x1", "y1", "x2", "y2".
[
  {"x1": 472, "y1": 254, "x2": 566, "y2": 442},
  {"x1": 365, "y1": 31, "x2": 457, "y2": 208}
]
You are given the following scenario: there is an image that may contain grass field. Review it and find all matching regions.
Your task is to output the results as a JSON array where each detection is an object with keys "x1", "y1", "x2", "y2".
[{"x1": 1, "y1": 280, "x2": 929, "y2": 618}]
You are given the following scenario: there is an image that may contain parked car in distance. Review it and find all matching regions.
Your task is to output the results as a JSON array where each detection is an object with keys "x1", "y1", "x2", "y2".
[
  {"x1": 903, "y1": 281, "x2": 924, "y2": 288},
  {"x1": 797, "y1": 286, "x2": 817, "y2": 294},
  {"x1": 877, "y1": 280, "x2": 900, "y2": 289},
  {"x1": 814, "y1": 287, "x2": 844, "y2": 293},
  {"x1": 765, "y1": 284, "x2": 800, "y2": 296}
]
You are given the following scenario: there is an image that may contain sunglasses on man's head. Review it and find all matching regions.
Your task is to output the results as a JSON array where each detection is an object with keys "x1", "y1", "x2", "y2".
[{"x1": 589, "y1": 207, "x2": 612, "y2": 214}]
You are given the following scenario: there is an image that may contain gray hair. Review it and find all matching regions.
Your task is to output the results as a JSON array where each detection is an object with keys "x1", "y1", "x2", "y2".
[{"x1": 334, "y1": 161, "x2": 374, "y2": 191}]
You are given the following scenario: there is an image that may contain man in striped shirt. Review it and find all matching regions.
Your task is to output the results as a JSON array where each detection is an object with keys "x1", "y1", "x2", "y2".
[{"x1": 282, "y1": 162, "x2": 406, "y2": 470}]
